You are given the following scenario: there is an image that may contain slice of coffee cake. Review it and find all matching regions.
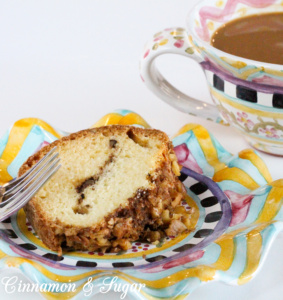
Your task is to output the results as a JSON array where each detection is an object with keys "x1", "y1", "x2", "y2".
[{"x1": 19, "y1": 125, "x2": 192, "y2": 254}]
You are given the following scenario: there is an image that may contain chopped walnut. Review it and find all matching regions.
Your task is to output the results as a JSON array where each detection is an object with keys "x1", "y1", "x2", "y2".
[
  {"x1": 165, "y1": 220, "x2": 187, "y2": 236},
  {"x1": 171, "y1": 192, "x2": 183, "y2": 207},
  {"x1": 172, "y1": 161, "x2": 181, "y2": 176},
  {"x1": 161, "y1": 209, "x2": 170, "y2": 223},
  {"x1": 112, "y1": 239, "x2": 132, "y2": 251}
]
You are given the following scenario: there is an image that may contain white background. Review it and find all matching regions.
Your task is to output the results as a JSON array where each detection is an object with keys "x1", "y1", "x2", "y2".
[{"x1": 0, "y1": 0, "x2": 283, "y2": 299}]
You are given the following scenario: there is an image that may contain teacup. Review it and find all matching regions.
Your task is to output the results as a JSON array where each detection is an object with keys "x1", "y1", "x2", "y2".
[{"x1": 140, "y1": 0, "x2": 283, "y2": 156}]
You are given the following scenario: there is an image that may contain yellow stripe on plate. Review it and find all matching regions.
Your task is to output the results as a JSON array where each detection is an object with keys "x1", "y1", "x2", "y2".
[
  {"x1": 42, "y1": 274, "x2": 189, "y2": 300},
  {"x1": 173, "y1": 123, "x2": 227, "y2": 173},
  {"x1": 238, "y1": 229, "x2": 262, "y2": 285},
  {"x1": 17, "y1": 209, "x2": 49, "y2": 250},
  {"x1": 256, "y1": 180, "x2": 283, "y2": 223},
  {"x1": 0, "y1": 249, "x2": 7, "y2": 260},
  {"x1": 42, "y1": 283, "x2": 84, "y2": 300},
  {"x1": 213, "y1": 167, "x2": 260, "y2": 190},
  {"x1": 91, "y1": 113, "x2": 123, "y2": 127},
  {"x1": 124, "y1": 267, "x2": 216, "y2": 288},
  {"x1": 118, "y1": 112, "x2": 151, "y2": 128},
  {"x1": 212, "y1": 238, "x2": 235, "y2": 271},
  {"x1": 238, "y1": 149, "x2": 272, "y2": 183},
  {"x1": 0, "y1": 118, "x2": 61, "y2": 184},
  {"x1": 92, "y1": 112, "x2": 150, "y2": 128},
  {"x1": 172, "y1": 123, "x2": 200, "y2": 138},
  {"x1": 141, "y1": 290, "x2": 189, "y2": 300}
]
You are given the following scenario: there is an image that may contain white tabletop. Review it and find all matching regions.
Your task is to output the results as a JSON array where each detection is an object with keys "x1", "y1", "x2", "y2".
[{"x1": 0, "y1": 1, "x2": 283, "y2": 299}]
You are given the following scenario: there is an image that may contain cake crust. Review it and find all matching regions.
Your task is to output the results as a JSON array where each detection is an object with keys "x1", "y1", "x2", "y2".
[{"x1": 19, "y1": 125, "x2": 192, "y2": 254}]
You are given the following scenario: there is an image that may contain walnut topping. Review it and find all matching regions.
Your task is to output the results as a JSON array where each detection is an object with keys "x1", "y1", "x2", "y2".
[
  {"x1": 97, "y1": 237, "x2": 111, "y2": 247},
  {"x1": 161, "y1": 210, "x2": 170, "y2": 223},
  {"x1": 172, "y1": 161, "x2": 181, "y2": 176},
  {"x1": 171, "y1": 192, "x2": 183, "y2": 207},
  {"x1": 112, "y1": 239, "x2": 132, "y2": 251},
  {"x1": 182, "y1": 214, "x2": 192, "y2": 229},
  {"x1": 165, "y1": 219, "x2": 187, "y2": 236},
  {"x1": 144, "y1": 230, "x2": 163, "y2": 243},
  {"x1": 151, "y1": 207, "x2": 161, "y2": 218},
  {"x1": 108, "y1": 218, "x2": 114, "y2": 226}
]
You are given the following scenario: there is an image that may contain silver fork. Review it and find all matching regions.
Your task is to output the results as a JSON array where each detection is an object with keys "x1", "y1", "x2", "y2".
[{"x1": 0, "y1": 147, "x2": 61, "y2": 222}]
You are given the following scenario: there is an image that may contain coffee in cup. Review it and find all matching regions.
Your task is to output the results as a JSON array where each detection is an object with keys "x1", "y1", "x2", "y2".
[{"x1": 140, "y1": 0, "x2": 283, "y2": 155}]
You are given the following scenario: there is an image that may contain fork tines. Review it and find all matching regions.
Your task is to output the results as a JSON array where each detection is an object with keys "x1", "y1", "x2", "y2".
[{"x1": 0, "y1": 147, "x2": 61, "y2": 222}]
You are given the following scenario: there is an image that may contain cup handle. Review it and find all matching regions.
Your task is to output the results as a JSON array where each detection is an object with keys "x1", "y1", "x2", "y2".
[{"x1": 140, "y1": 27, "x2": 225, "y2": 124}]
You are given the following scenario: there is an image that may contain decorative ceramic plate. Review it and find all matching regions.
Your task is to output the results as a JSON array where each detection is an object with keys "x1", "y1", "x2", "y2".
[{"x1": 0, "y1": 109, "x2": 282, "y2": 299}]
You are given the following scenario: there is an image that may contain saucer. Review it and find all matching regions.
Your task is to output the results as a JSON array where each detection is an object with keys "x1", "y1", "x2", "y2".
[{"x1": 0, "y1": 109, "x2": 282, "y2": 299}]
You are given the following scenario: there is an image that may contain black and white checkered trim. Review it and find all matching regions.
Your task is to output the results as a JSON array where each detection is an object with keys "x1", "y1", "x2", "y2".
[
  {"x1": 180, "y1": 175, "x2": 222, "y2": 243},
  {"x1": 205, "y1": 70, "x2": 283, "y2": 109}
]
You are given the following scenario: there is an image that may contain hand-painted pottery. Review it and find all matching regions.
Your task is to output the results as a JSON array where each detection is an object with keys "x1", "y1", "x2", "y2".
[
  {"x1": 140, "y1": 0, "x2": 283, "y2": 155},
  {"x1": 0, "y1": 110, "x2": 283, "y2": 299}
]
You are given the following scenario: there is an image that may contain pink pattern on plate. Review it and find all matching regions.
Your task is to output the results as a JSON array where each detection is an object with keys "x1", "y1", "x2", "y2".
[
  {"x1": 205, "y1": 57, "x2": 234, "y2": 77},
  {"x1": 252, "y1": 76, "x2": 283, "y2": 87},
  {"x1": 174, "y1": 143, "x2": 203, "y2": 174},
  {"x1": 34, "y1": 141, "x2": 50, "y2": 153},
  {"x1": 224, "y1": 190, "x2": 254, "y2": 226},
  {"x1": 143, "y1": 49, "x2": 150, "y2": 59},
  {"x1": 174, "y1": 40, "x2": 184, "y2": 48},
  {"x1": 141, "y1": 250, "x2": 204, "y2": 273},
  {"x1": 236, "y1": 112, "x2": 254, "y2": 130},
  {"x1": 196, "y1": 0, "x2": 277, "y2": 41},
  {"x1": 154, "y1": 36, "x2": 164, "y2": 42},
  {"x1": 258, "y1": 127, "x2": 280, "y2": 139}
]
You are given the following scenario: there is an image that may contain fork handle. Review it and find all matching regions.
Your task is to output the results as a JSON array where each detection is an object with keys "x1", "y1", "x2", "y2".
[{"x1": 0, "y1": 186, "x2": 4, "y2": 203}]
